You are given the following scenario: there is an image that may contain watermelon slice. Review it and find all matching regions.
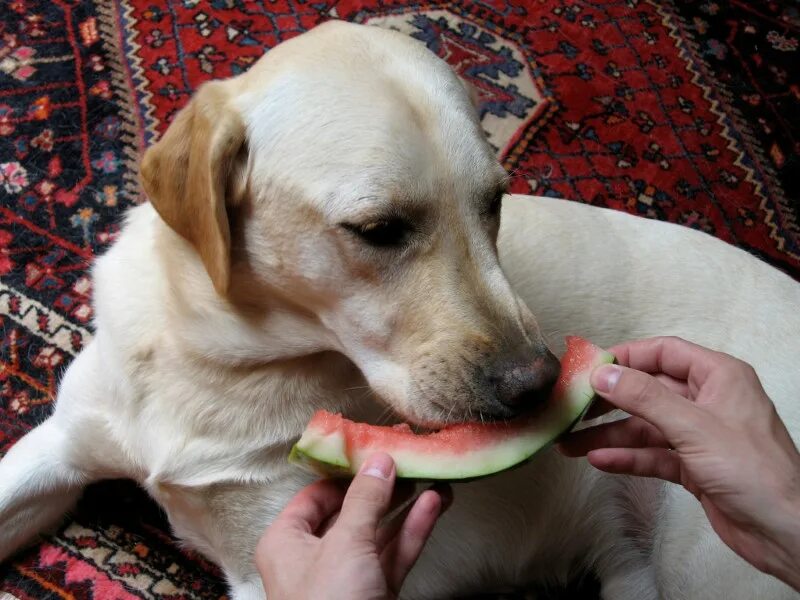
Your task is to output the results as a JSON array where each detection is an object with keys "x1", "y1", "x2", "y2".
[{"x1": 289, "y1": 336, "x2": 614, "y2": 481}]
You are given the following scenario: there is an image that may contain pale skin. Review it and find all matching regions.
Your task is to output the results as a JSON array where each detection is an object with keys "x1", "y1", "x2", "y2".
[
  {"x1": 258, "y1": 337, "x2": 800, "y2": 596},
  {"x1": 256, "y1": 453, "x2": 448, "y2": 600},
  {"x1": 559, "y1": 336, "x2": 800, "y2": 591}
]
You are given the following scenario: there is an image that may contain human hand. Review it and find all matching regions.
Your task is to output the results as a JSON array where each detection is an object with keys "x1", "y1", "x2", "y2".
[
  {"x1": 256, "y1": 453, "x2": 448, "y2": 600},
  {"x1": 559, "y1": 336, "x2": 800, "y2": 590}
]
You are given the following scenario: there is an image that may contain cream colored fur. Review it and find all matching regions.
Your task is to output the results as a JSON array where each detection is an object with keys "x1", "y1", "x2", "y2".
[{"x1": 0, "y1": 21, "x2": 798, "y2": 600}]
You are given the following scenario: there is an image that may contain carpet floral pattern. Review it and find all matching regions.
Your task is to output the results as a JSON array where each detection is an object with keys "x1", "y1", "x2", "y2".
[{"x1": 0, "y1": 0, "x2": 797, "y2": 598}]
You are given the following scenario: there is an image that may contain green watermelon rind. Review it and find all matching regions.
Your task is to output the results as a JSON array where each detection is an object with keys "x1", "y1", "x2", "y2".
[
  {"x1": 288, "y1": 445, "x2": 353, "y2": 478},
  {"x1": 289, "y1": 346, "x2": 615, "y2": 482},
  {"x1": 289, "y1": 393, "x2": 597, "y2": 482}
]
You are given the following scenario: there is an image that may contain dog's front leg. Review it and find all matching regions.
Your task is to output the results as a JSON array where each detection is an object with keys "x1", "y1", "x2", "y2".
[
  {"x1": 0, "y1": 417, "x2": 89, "y2": 561},
  {"x1": 228, "y1": 578, "x2": 268, "y2": 600},
  {"x1": 0, "y1": 341, "x2": 119, "y2": 561}
]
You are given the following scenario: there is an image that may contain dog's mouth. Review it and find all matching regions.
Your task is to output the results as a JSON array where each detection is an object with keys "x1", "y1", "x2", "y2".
[
  {"x1": 371, "y1": 395, "x2": 550, "y2": 434},
  {"x1": 363, "y1": 395, "x2": 456, "y2": 433},
  {"x1": 371, "y1": 405, "x2": 443, "y2": 433},
  {"x1": 377, "y1": 405, "x2": 551, "y2": 437},
  {"x1": 362, "y1": 369, "x2": 555, "y2": 432}
]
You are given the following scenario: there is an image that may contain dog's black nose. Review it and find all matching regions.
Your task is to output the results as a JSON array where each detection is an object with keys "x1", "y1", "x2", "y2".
[{"x1": 488, "y1": 349, "x2": 560, "y2": 417}]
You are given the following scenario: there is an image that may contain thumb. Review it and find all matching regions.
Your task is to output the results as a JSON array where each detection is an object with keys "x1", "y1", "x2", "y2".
[
  {"x1": 336, "y1": 453, "x2": 396, "y2": 537},
  {"x1": 591, "y1": 364, "x2": 705, "y2": 446}
]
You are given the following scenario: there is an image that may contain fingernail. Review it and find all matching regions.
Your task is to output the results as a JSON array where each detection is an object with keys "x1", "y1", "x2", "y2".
[
  {"x1": 360, "y1": 453, "x2": 394, "y2": 480},
  {"x1": 592, "y1": 365, "x2": 621, "y2": 393}
]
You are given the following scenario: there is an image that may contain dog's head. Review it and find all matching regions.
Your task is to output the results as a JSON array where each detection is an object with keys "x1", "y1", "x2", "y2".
[{"x1": 140, "y1": 21, "x2": 559, "y2": 426}]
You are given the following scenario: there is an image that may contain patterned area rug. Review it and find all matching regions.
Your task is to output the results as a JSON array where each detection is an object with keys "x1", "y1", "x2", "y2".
[{"x1": 0, "y1": 0, "x2": 798, "y2": 598}]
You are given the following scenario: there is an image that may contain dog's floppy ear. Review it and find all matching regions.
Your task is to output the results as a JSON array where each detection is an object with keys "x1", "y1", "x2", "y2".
[{"x1": 140, "y1": 80, "x2": 246, "y2": 296}]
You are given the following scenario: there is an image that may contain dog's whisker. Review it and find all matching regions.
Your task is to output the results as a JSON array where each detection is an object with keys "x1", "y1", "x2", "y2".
[
  {"x1": 374, "y1": 403, "x2": 405, "y2": 427},
  {"x1": 342, "y1": 385, "x2": 370, "y2": 392},
  {"x1": 445, "y1": 401, "x2": 456, "y2": 426},
  {"x1": 356, "y1": 389, "x2": 375, "y2": 402},
  {"x1": 544, "y1": 329, "x2": 564, "y2": 348}
]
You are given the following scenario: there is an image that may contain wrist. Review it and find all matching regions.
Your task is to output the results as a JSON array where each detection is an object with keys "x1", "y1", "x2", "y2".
[{"x1": 764, "y1": 484, "x2": 800, "y2": 590}]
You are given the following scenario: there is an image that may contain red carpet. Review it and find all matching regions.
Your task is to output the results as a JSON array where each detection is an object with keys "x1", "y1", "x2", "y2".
[{"x1": 0, "y1": 0, "x2": 798, "y2": 598}]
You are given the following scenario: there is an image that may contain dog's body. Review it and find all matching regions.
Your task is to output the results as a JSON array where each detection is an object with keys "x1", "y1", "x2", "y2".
[{"x1": 0, "y1": 21, "x2": 798, "y2": 600}]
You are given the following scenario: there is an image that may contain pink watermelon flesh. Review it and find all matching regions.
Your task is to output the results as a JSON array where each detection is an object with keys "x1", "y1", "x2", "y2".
[{"x1": 289, "y1": 336, "x2": 615, "y2": 480}]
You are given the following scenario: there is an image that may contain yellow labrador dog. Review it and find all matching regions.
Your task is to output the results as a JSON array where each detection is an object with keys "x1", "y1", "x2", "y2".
[{"x1": 1, "y1": 21, "x2": 798, "y2": 600}]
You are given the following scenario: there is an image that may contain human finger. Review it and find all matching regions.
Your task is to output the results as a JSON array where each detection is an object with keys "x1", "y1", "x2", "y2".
[
  {"x1": 320, "y1": 478, "x2": 415, "y2": 536},
  {"x1": 583, "y1": 398, "x2": 616, "y2": 420},
  {"x1": 579, "y1": 373, "x2": 687, "y2": 422},
  {"x1": 268, "y1": 479, "x2": 346, "y2": 536},
  {"x1": 336, "y1": 453, "x2": 396, "y2": 536},
  {"x1": 377, "y1": 483, "x2": 452, "y2": 551},
  {"x1": 608, "y1": 337, "x2": 720, "y2": 384},
  {"x1": 591, "y1": 364, "x2": 706, "y2": 445},
  {"x1": 587, "y1": 447, "x2": 682, "y2": 484},
  {"x1": 558, "y1": 416, "x2": 670, "y2": 457},
  {"x1": 654, "y1": 373, "x2": 690, "y2": 397},
  {"x1": 381, "y1": 489, "x2": 445, "y2": 593}
]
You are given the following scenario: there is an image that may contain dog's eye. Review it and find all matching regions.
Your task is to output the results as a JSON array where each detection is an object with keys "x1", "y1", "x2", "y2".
[{"x1": 342, "y1": 219, "x2": 411, "y2": 247}]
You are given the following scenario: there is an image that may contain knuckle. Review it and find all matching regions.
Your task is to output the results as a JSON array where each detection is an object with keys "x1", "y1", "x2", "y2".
[
  {"x1": 399, "y1": 523, "x2": 426, "y2": 546},
  {"x1": 719, "y1": 355, "x2": 754, "y2": 380},
  {"x1": 256, "y1": 530, "x2": 276, "y2": 559},
  {"x1": 740, "y1": 362, "x2": 758, "y2": 381},
  {"x1": 634, "y1": 420, "x2": 653, "y2": 447},
  {"x1": 347, "y1": 480, "x2": 388, "y2": 508},
  {"x1": 657, "y1": 335, "x2": 685, "y2": 352},
  {"x1": 655, "y1": 456, "x2": 674, "y2": 481},
  {"x1": 629, "y1": 374, "x2": 660, "y2": 408},
  {"x1": 332, "y1": 521, "x2": 371, "y2": 542}
]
